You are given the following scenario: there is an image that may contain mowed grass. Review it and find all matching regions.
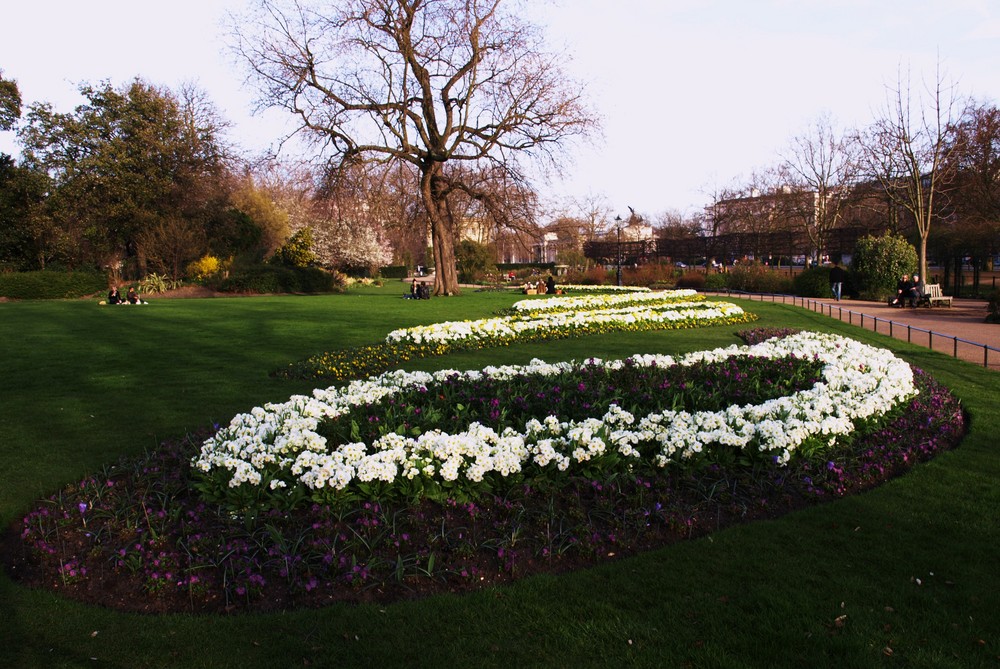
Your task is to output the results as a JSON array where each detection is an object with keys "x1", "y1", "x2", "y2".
[{"x1": 1, "y1": 285, "x2": 998, "y2": 669}]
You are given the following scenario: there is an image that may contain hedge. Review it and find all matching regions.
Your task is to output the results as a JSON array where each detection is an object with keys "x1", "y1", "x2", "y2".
[
  {"x1": 0, "y1": 270, "x2": 107, "y2": 300},
  {"x1": 217, "y1": 265, "x2": 341, "y2": 294}
]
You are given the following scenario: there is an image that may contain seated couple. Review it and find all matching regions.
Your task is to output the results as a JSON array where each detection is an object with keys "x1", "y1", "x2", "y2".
[
  {"x1": 108, "y1": 286, "x2": 143, "y2": 305},
  {"x1": 888, "y1": 274, "x2": 923, "y2": 308}
]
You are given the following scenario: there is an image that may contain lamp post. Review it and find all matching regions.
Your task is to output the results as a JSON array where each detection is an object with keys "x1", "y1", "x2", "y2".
[{"x1": 615, "y1": 215, "x2": 623, "y2": 287}]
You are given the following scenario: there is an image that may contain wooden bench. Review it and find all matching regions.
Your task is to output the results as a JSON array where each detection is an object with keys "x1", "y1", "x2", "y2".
[{"x1": 918, "y1": 283, "x2": 953, "y2": 308}]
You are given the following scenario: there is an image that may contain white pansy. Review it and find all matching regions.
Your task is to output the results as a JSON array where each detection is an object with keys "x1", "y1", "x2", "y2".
[
  {"x1": 511, "y1": 289, "x2": 695, "y2": 313},
  {"x1": 193, "y1": 332, "x2": 916, "y2": 501},
  {"x1": 385, "y1": 296, "x2": 746, "y2": 346}
]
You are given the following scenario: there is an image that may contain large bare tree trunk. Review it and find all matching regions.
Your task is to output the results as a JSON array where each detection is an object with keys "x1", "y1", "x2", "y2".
[{"x1": 420, "y1": 167, "x2": 461, "y2": 296}]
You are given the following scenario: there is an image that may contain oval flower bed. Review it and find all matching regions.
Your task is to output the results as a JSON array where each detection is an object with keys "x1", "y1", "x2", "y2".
[
  {"x1": 279, "y1": 292, "x2": 754, "y2": 381},
  {"x1": 508, "y1": 288, "x2": 697, "y2": 314},
  {"x1": 5, "y1": 330, "x2": 965, "y2": 613},
  {"x1": 199, "y1": 332, "x2": 915, "y2": 505},
  {"x1": 556, "y1": 284, "x2": 651, "y2": 294},
  {"x1": 384, "y1": 296, "x2": 748, "y2": 347}
]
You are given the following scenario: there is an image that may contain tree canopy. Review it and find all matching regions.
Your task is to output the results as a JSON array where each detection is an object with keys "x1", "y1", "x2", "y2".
[
  {"x1": 0, "y1": 71, "x2": 21, "y2": 132},
  {"x1": 17, "y1": 79, "x2": 235, "y2": 275}
]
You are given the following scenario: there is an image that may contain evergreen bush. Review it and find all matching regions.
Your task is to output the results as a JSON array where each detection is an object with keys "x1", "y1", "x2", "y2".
[
  {"x1": 455, "y1": 240, "x2": 497, "y2": 283},
  {"x1": 270, "y1": 229, "x2": 318, "y2": 268},
  {"x1": 793, "y1": 266, "x2": 837, "y2": 298},
  {"x1": 703, "y1": 272, "x2": 729, "y2": 291},
  {"x1": 0, "y1": 270, "x2": 107, "y2": 300},
  {"x1": 986, "y1": 289, "x2": 1000, "y2": 324},
  {"x1": 379, "y1": 265, "x2": 409, "y2": 279},
  {"x1": 218, "y1": 265, "x2": 340, "y2": 294},
  {"x1": 851, "y1": 233, "x2": 917, "y2": 301}
]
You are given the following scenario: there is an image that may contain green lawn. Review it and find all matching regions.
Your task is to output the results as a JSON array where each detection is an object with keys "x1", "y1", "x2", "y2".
[{"x1": 1, "y1": 285, "x2": 997, "y2": 668}]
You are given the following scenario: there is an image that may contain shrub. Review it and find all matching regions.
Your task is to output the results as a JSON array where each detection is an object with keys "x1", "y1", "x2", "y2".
[
  {"x1": 622, "y1": 262, "x2": 677, "y2": 287},
  {"x1": 675, "y1": 271, "x2": 706, "y2": 290},
  {"x1": 851, "y1": 233, "x2": 917, "y2": 301},
  {"x1": 793, "y1": 266, "x2": 835, "y2": 298},
  {"x1": 726, "y1": 263, "x2": 793, "y2": 294},
  {"x1": 271, "y1": 228, "x2": 317, "y2": 268},
  {"x1": 455, "y1": 240, "x2": 496, "y2": 283},
  {"x1": 218, "y1": 264, "x2": 341, "y2": 294},
  {"x1": 986, "y1": 289, "x2": 1000, "y2": 324},
  {"x1": 136, "y1": 273, "x2": 182, "y2": 295},
  {"x1": 563, "y1": 265, "x2": 611, "y2": 285},
  {"x1": 186, "y1": 255, "x2": 223, "y2": 282},
  {"x1": 379, "y1": 265, "x2": 408, "y2": 279},
  {"x1": 703, "y1": 272, "x2": 729, "y2": 291},
  {"x1": 0, "y1": 270, "x2": 107, "y2": 300}
]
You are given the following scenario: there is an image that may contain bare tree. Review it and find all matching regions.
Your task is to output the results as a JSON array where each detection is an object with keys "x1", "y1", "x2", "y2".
[
  {"x1": 233, "y1": 0, "x2": 597, "y2": 295},
  {"x1": 779, "y1": 112, "x2": 860, "y2": 262},
  {"x1": 857, "y1": 66, "x2": 965, "y2": 280},
  {"x1": 712, "y1": 169, "x2": 798, "y2": 263},
  {"x1": 943, "y1": 101, "x2": 1000, "y2": 255},
  {"x1": 567, "y1": 192, "x2": 613, "y2": 243}
]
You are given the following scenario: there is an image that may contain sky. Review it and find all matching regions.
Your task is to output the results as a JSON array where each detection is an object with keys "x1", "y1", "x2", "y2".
[{"x1": 2, "y1": 0, "x2": 999, "y2": 220}]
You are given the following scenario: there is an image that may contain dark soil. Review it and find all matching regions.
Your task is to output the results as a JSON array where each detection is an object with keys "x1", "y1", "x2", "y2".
[{"x1": 1, "y1": 368, "x2": 967, "y2": 615}]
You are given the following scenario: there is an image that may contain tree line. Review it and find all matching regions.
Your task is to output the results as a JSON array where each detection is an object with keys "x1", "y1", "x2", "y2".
[
  {"x1": 2, "y1": 2, "x2": 997, "y2": 295},
  {"x1": 684, "y1": 71, "x2": 1000, "y2": 288},
  {"x1": 0, "y1": 0, "x2": 598, "y2": 293}
]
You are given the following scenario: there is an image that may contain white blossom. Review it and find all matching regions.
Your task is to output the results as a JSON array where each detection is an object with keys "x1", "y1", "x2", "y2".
[{"x1": 193, "y1": 332, "x2": 917, "y2": 500}]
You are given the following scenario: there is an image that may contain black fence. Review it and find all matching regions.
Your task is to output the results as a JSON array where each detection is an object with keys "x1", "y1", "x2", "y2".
[{"x1": 712, "y1": 289, "x2": 999, "y2": 370}]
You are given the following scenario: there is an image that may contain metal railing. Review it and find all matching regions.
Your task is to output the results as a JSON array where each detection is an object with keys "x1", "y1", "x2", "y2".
[{"x1": 712, "y1": 289, "x2": 999, "y2": 370}]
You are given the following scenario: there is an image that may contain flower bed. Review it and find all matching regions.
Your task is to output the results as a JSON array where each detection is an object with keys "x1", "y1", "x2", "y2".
[
  {"x1": 198, "y1": 332, "x2": 916, "y2": 510},
  {"x1": 557, "y1": 284, "x2": 651, "y2": 294},
  {"x1": 385, "y1": 298, "x2": 749, "y2": 346},
  {"x1": 509, "y1": 288, "x2": 697, "y2": 314},
  {"x1": 279, "y1": 295, "x2": 755, "y2": 381},
  {"x1": 5, "y1": 330, "x2": 965, "y2": 614}
]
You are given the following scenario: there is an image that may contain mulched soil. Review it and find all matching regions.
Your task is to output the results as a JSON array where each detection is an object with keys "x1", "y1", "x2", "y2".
[{"x1": 1, "y1": 370, "x2": 966, "y2": 615}]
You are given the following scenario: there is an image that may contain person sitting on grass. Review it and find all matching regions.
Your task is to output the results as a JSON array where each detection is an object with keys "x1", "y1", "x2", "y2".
[
  {"x1": 107, "y1": 286, "x2": 124, "y2": 305},
  {"x1": 126, "y1": 287, "x2": 140, "y2": 304}
]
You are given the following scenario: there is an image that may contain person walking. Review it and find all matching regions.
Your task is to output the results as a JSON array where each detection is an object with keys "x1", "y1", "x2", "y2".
[{"x1": 829, "y1": 261, "x2": 848, "y2": 301}]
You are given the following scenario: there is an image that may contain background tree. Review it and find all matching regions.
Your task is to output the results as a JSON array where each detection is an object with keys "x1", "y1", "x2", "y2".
[
  {"x1": 138, "y1": 215, "x2": 207, "y2": 280},
  {"x1": 0, "y1": 154, "x2": 53, "y2": 269},
  {"x1": 0, "y1": 70, "x2": 22, "y2": 132},
  {"x1": 18, "y1": 79, "x2": 234, "y2": 277},
  {"x1": 779, "y1": 112, "x2": 860, "y2": 263},
  {"x1": 939, "y1": 100, "x2": 1000, "y2": 286},
  {"x1": 308, "y1": 198, "x2": 394, "y2": 274},
  {"x1": 713, "y1": 169, "x2": 796, "y2": 263},
  {"x1": 234, "y1": 0, "x2": 598, "y2": 295},
  {"x1": 454, "y1": 238, "x2": 495, "y2": 283},
  {"x1": 228, "y1": 172, "x2": 292, "y2": 260},
  {"x1": 857, "y1": 67, "x2": 964, "y2": 282}
]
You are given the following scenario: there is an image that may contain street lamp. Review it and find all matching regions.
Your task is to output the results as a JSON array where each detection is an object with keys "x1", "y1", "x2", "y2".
[{"x1": 614, "y1": 215, "x2": 623, "y2": 287}]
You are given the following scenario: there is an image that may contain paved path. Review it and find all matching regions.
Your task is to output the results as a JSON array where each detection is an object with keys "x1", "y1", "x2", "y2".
[{"x1": 717, "y1": 292, "x2": 1000, "y2": 371}]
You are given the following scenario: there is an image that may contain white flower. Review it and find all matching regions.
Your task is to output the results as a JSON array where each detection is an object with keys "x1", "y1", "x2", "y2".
[{"x1": 194, "y1": 331, "x2": 916, "y2": 500}]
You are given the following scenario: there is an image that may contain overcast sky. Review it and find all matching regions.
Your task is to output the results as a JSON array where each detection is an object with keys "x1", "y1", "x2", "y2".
[{"x1": 2, "y1": 0, "x2": 999, "y2": 219}]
